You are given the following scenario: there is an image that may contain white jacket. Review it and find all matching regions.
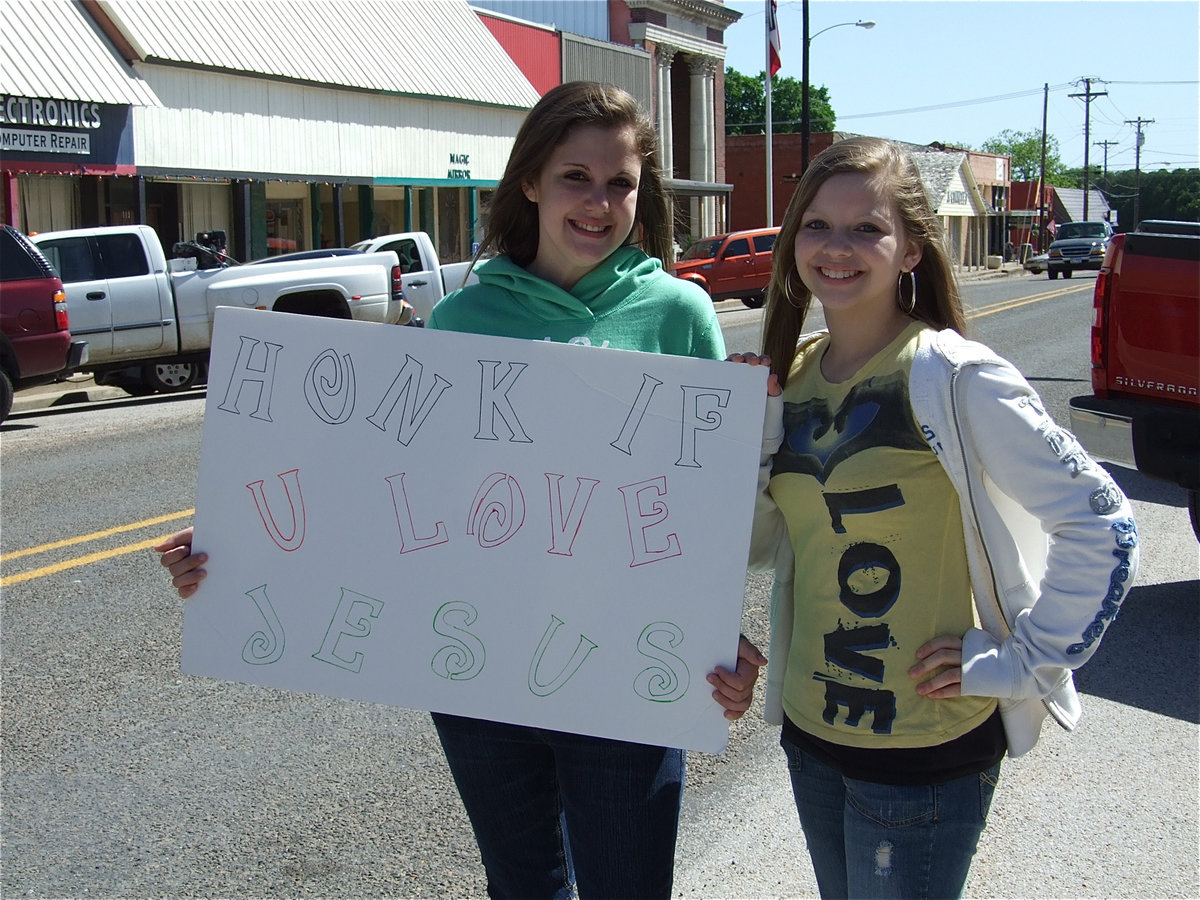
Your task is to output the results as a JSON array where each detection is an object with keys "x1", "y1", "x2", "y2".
[{"x1": 751, "y1": 327, "x2": 1140, "y2": 757}]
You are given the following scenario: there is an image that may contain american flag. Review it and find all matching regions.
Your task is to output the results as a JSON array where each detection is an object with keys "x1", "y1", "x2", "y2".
[{"x1": 767, "y1": 0, "x2": 782, "y2": 76}]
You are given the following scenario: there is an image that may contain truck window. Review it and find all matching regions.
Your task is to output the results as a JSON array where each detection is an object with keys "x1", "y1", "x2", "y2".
[
  {"x1": 96, "y1": 233, "x2": 151, "y2": 279},
  {"x1": 380, "y1": 239, "x2": 421, "y2": 272},
  {"x1": 1057, "y1": 223, "x2": 1109, "y2": 240},
  {"x1": 37, "y1": 237, "x2": 96, "y2": 283},
  {"x1": 753, "y1": 234, "x2": 778, "y2": 253},
  {"x1": 723, "y1": 238, "x2": 751, "y2": 258}
]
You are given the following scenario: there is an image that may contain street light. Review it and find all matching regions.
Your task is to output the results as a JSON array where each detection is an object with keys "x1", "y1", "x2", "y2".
[{"x1": 801, "y1": 8, "x2": 875, "y2": 171}]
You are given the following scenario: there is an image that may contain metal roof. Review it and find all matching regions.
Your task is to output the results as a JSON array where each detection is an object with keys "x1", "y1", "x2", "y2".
[
  {"x1": 1052, "y1": 187, "x2": 1111, "y2": 222},
  {"x1": 1, "y1": 1, "x2": 161, "y2": 106},
  {"x1": 96, "y1": 0, "x2": 541, "y2": 109}
]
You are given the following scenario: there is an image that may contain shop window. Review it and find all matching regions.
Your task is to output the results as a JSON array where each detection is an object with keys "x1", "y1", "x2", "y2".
[
  {"x1": 181, "y1": 182, "x2": 232, "y2": 246},
  {"x1": 17, "y1": 175, "x2": 78, "y2": 233},
  {"x1": 265, "y1": 200, "x2": 305, "y2": 255},
  {"x1": 264, "y1": 182, "x2": 312, "y2": 256},
  {"x1": 438, "y1": 187, "x2": 463, "y2": 263}
]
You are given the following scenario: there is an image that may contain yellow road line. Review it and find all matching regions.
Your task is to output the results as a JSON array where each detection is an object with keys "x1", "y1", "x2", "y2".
[
  {"x1": 966, "y1": 283, "x2": 1090, "y2": 320},
  {"x1": 1, "y1": 534, "x2": 174, "y2": 587},
  {"x1": 0, "y1": 509, "x2": 194, "y2": 563}
]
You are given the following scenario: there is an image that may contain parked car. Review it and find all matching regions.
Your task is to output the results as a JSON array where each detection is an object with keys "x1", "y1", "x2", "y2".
[
  {"x1": 671, "y1": 226, "x2": 780, "y2": 308},
  {"x1": 1046, "y1": 220, "x2": 1114, "y2": 279},
  {"x1": 1023, "y1": 253, "x2": 1049, "y2": 274},
  {"x1": 0, "y1": 225, "x2": 88, "y2": 423}
]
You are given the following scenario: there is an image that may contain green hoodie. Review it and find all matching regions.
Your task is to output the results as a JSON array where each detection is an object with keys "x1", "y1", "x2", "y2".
[{"x1": 427, "y1": 246, "x2": 726, "y2": 361}]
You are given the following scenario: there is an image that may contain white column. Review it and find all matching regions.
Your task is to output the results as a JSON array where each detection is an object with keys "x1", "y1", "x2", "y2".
[
  {"x1": 656, "y1": 45, "x2": 677, "y2": 177},
  {"x1": 700, "y1": 59, "x2": 710, "y2": 232},
  {"x1": 688, "y1": 56, "x2": 708, "y2": 188}
]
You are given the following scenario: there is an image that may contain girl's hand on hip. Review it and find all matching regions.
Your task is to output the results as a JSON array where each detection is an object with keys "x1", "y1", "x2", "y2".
[{"x1": 910, "y1": 635, "x2": 963, "y2": 699}]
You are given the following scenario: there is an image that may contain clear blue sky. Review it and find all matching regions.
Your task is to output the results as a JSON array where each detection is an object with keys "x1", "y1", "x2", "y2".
[{"x1": 722, "y1": 0, "x2": 1199, "y2": 172}]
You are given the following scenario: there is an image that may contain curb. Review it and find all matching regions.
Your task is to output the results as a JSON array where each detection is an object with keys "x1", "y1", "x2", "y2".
[{"x1": 10, "y1": 382, "x2": 134, "y2": 416}]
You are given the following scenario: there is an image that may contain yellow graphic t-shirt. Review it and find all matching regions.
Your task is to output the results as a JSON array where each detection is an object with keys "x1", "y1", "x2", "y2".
[{"x1": 771, "y1": 323, "x2": 996, "y2": 749}]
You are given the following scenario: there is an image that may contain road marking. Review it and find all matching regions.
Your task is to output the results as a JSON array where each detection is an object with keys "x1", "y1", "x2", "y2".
[
  {"x1": 1, "y1": 509, "x2": 195, "y2": 562},
  {"x1": 967, "y1": 283, "x2": 1090, "y2": 319},
  {"x1": 0, "y1": 509, "x2": 193, "y2": 586},
  {"x1": 1, "y1": 535, "x2": 174, "y2": 586}
]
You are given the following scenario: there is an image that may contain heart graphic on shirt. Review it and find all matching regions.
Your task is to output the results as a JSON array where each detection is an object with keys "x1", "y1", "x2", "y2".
[{"x1": 773, "y1": 372, "x2": 929, "y2": 483}]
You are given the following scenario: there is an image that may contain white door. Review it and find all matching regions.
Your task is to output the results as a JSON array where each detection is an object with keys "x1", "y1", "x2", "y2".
[{"x1": 91, "y1": 232, "x2": 169, "y2": 358}]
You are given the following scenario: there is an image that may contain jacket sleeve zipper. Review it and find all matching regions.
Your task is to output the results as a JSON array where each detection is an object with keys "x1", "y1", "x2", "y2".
[{"x1": 948, "y1": 363, "x2": 1012, "y2": 639}]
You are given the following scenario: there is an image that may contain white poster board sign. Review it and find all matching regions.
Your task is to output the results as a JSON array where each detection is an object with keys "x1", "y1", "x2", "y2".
[{"x1": 183, "y1": 306, "x2": 767, "y2": 753}]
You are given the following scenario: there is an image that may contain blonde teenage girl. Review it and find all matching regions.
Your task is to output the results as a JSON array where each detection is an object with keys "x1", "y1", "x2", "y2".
[{"x1": 732, "y1": 136, "x2": 1137, "y2": 899}]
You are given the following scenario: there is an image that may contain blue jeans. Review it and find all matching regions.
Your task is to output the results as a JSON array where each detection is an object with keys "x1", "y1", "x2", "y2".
[
  {"x1": 781, "y1": 736, "x2": 1000, "y2": 899},
  {"x1": 432, "y1": 712, "x2": 684, "y2": 899}
]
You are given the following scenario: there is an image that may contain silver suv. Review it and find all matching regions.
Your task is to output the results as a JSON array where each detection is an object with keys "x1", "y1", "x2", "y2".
[{"x1": 1046, "y1": 220, "x2": 1114, "y2": 279}]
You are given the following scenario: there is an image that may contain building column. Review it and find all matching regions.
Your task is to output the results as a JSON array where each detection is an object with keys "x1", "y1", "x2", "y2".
[
  {"x1": 656, "y1": 44, "x2": 677, "y2": 177},
  {"x1": 688, "y1": 55, "x2": 719, "y2": 234}
]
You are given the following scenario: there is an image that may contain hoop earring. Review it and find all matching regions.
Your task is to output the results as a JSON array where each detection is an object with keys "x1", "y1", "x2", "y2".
[
  {"x1": 783, "y1": 269, "x2": 805, "y2": 309},
  {"x1": 897, "y1": 270, "x2": 917, "y2": 315}
]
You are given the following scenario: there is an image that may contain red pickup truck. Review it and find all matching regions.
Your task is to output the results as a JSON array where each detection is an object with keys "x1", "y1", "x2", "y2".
[{"x1": 1068, "y1": 220, "x2": 1200, "y2": 538}]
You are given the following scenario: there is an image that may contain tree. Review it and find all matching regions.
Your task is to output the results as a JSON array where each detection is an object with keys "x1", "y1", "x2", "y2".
[
  {"x1": 1105, "y1": 168, "x2": 1200, "y2": 227},
  {"x1": 981, "y1": 128, "x2": 1069, "y2": 184},
  {"x1": 725, "y1": 67, "x2": 835, "y2": 136}
]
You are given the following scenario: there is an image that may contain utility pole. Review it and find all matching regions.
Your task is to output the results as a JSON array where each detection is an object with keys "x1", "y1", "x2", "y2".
[
  {"x1": 1038, "y1": 83, "x2": 1048, "y2": 252},
  {"x1": 1094, "y1": 139, "x2": 1118, "y2": 196},
  {"x1": 1070, "y1": 77, "x2": 1107, "y2": 219},
  {"x1": 1126, "y1": 117, "x2": 1154, "y2": 226},
  {"x1": 800, "y1": 0, "x2": 810, "y2": 172}
]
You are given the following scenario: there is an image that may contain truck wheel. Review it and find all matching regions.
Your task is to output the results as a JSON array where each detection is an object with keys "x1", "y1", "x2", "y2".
[
  {"x1": 742, "y1": 291, "x2": 765, "y2": 310},
  {"x1": 1048, "y1": 270, "x2": 1058, "y2": 280},
  {"x1": 0, "y1": 370, "x2": 13, "y2": 424},
  {"x1": 1189, "y1": 490, "x2": 1199, "y2": 542},
  {"x1": 143, "y1": 362, "x2": 203, "y2": 393},
  {"x1": 1063, "y1": 268, "x2": 1073, "y2": 278}
]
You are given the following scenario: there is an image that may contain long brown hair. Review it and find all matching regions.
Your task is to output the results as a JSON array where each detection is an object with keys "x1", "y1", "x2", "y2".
[
  {"x1": 762, "y1": 137, "x2": 967, "y2": 388},
  {"x1": 473, "y1": 81, "x2": 673, "y2": 269}
]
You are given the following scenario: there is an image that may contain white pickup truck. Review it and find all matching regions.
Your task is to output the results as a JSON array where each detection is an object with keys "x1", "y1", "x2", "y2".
[
  {"x1": 351, "y1": 231, "x2": 480, "y2": 322},
  {"x1": 31, "y1": 225, "x2": 404, "y2": 395}
]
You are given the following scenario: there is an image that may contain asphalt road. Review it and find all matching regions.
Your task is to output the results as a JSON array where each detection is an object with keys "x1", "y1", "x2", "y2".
[{"x1": 2, "y1": 269, "x2": 1197, "y2": 898}]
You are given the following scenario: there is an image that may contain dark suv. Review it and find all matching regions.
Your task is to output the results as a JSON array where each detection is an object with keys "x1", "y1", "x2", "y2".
[
  {"x1": 0, "y1": 225, "x2": 88, "y2": 422},
  {"x1": 1046, "y1": 220, "x2": 1114, "y2": 279}
]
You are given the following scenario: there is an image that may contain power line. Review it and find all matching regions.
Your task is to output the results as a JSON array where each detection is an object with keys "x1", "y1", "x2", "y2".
[{"x1": 837, "y1": 82, "x2": 1076, "y2": 120}]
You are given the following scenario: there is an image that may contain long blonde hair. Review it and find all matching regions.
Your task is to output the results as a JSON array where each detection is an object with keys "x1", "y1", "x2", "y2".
[
  {"x1": 474, "y1": 81, "x2": 673, "y2": 269},
  {"x1": 763, "y1": 137, "x2": 967, "y2": 388}
]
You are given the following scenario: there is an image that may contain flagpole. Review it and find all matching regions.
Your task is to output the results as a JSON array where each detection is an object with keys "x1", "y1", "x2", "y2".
[{"x1": 765, "y1": 0, "x2": 774, "y2": 226}]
